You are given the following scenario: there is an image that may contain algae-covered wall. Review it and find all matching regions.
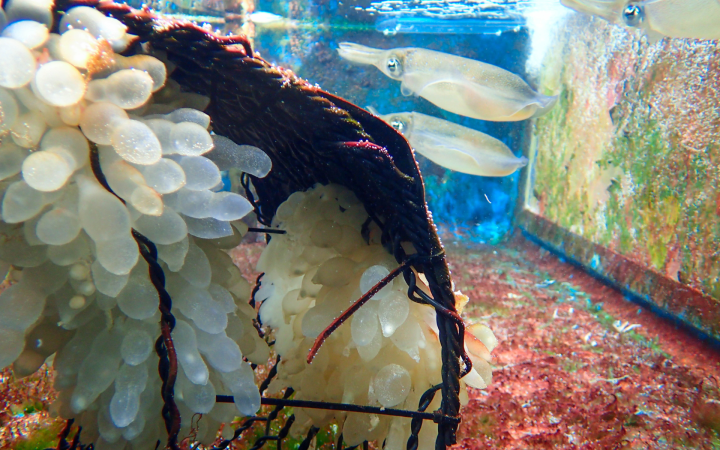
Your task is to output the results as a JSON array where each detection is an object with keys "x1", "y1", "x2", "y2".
[
  {"x1": 252, "y1": 0, "x2": 530, "y2": 244},
  {"x1": 527, "y1": 13, "x2": 720, "y2": 299}
]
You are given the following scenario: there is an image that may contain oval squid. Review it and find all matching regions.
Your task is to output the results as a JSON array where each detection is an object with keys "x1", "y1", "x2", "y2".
[
  {"x1": 369, "y1": 108, "x2": 528, "y2": 177},
  {"x1": 561, "y1": 0, "x2": 720, "y2": 41},
  {"x1": 338, "y1": 43, "x2": 558, "y2": 122}
]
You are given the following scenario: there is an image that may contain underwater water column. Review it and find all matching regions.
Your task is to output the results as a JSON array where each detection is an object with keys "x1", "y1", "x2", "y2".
[{"x1": 251, "y1": 1, "x2": 532, "y2": 243}]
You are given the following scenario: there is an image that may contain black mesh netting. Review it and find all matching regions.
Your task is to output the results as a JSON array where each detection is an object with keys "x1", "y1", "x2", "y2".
[{"x1": 49, "y1": 2, "x2": 471, "y2": 449}]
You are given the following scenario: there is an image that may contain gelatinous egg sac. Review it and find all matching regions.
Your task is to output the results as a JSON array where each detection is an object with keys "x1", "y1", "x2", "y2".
[
  {"x1": 0, "y1": 3, "x2": 274, "y2": 448},
  {"x1": 254, "y1": 184, "x2": 496, "y2": 450}
]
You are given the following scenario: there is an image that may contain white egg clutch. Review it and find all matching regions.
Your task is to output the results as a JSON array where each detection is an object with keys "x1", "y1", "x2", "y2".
[
  {"x1": 254, "y1": 184, "x2": 495, "y2": 449},
  {"x1": 0, "y1": 0, "x2": 272, "y2": 447}
]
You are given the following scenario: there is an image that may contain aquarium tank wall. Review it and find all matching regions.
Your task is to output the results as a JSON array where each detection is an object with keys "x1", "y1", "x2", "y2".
[
  {"x1": 520, "y1": 7, "x2": 720, "y2": 343},
  {"x1": 1, "y1": 0, "x2": 720, "y2": 449}
]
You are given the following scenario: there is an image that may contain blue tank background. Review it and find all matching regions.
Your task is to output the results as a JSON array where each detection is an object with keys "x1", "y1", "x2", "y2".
[{"x1": 253, "y1": 0, "x2": 530, "y2": 244}]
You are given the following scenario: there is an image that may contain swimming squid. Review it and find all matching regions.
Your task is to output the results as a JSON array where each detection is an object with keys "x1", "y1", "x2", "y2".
[
  {"x1": 338, "y1": 43, "x2": 557, "y2": 122},
  {"x1": 561, "y1": 0, "x2": 720, "y2": 40},
  {"x1": 369, "y1": 108, "x2": 528, "y2": 177}
]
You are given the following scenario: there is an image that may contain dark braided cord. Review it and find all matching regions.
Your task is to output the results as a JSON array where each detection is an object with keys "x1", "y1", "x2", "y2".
[
  {"x1": 88, "y1": 140, "x2": 182, "y2": 448},
  {"x1": 297, "y1": 427, "x2": 320, "y2": 450},
  {"x1": 406, "y1": 385, "x2": 443, "y2": 450}
]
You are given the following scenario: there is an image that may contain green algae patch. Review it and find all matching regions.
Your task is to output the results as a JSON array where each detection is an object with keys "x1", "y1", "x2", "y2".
[{"x1": 527, "y1": 14, "x2": 720, "y2": 300}]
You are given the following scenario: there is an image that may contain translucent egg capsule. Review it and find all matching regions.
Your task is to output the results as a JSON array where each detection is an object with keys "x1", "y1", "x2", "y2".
[
  {"x1": 178, "y1": 373, "x2": 215, "y2": 414},
  {"x1": 35, "y1": 207, "x2": 82, "y2": 245},
  {"x1": 146, "y1": 108, "x2": 210, "y2": 130},
  {"x1": 11, "y1": 111, "x2": 46, "y2": 148},
  {"x1": 194, "y1": 328, "x2": 243, "y2": 373},
  {"x1": 47, "y1": 234, "x2": 91, "y2": 267},
  {"x1": 43, "y1": 32, "x2": 63, "y2": 60},
  {"x1": 86, "y1": 69, "x2": 153, "y2": 110},
  {"x1": 183, "y1": 216, "x2": 233, "y2": 239},
  {"x1": 175, "y1": 285, "x2": 227, "y2": 334},
  {"x1": 113, "y1": 55, "x2": 167, "y2": 92},
  {"x1": 313, "y1": 257, "x2": 356, "y2": 287},
  {"x1": 69, "y1": 262, "x2": 90, "y2": 281},
  {"x1": 378, "y1": 291, "x2": 409, "y2": 337},
  {"x1": 130, "y1": 186, "x2": 163, "y2": 216},
  {"x1": 79, "y1": 102, "x2": 128, "y2": 145},
  {"x1": 310, "y1": 219, "x2": 342, "y2": 248},
  {"x1": 172, "y1": 319, "x2": 209, "y2": 385},
  {"x1": 40, "y1": 126, "x2": 90, "y2": 169},
  {"x1": 111, "y1": 120, "x2": 162, "y2": 165},
  {"x1": 120, "y1": 327, "x2": 153, "y2": 366},
  {"x1": 389, "y1": 318, "x2": 423, "y2": 362},
  {"x1": 34, "y1": 61, "x2": 86, "y2": 107},
  {"x1": 167, "y1": 108, "x2": 210, "y2": 128},
  {"x1": 4, "y1": 0, "x2": 54, "y2": 27},
  {"x1": 141, "y1": 158, "x2": 186, "y2": 194},
  {"x1": 71, "y1": 330, "x2": 123, "y2": 413},
  {"x1": 360, "y1": 265, "x2": 393, "y2": 300},
  {"x1": 0, "y1": 282, "x2": 47, "y2": 331},
  {"x1": 60, "y1": 6, "x2": 127, "y2": 48},
  {"x1": 100, "y1": 153, "x2": 142, "y2": 196},
  {"x1": 59, "y1": 102, "x2": 82, "y2": 126},
  {"x1": 179, "y1": 156, "x2": 221, "y2": 190},
  {"x1": 22, "y1": 148, "x2": 76, "y2": 192},
  {"x1": 171, "y1": 122, "x2": 214, "y2": 156},
  {"x1": 13, "y1": 87, "x2": 63, "y2": 128},
  {"x1": 220, "y1": 364, "x2": 260, "y2": 416},
  {"x1": 0, "y1": 38, "x2": 35, "y2": 88},
  {"x1": 142, "y1": 118, "x2": 174, "y2": 154},
  {"x1": 133, "y1": 208, "x2": 187, "y2": 245},
  {"x1": 0, "y1": 88, "x2": 19, "y2": 133},
  {"x1": 175, "y1": 242, "x2": 211, "y2": 289},
  {"x1": 110, "y1": 362, "x2": 148, "y2": 427},
  {"x1": 96, "y1": 234, "x2": 140, "y2": 276},
  {"x1": 58, "y1": 29, "x2": 99, "y2": 69},
  {"x1": 0, "y1": 140, "x2": 27, "y2": 180},
  {"x1": 1, "y1": 180, "x2": 46, "y2": 223},
  {"x1": 1, "y1": 20, "x2": 48, "y2": 49},
  {"x1": 372, "y1": 364, "x2": 411, "y2": 407},
  {"x1": 208, "y1": 135, "x2": 272, "y2": 177},
  {"x1": 0, "y1": 329, "x2": 28, "y2": 370},
  {"x1": 103, "y1": 159, "x2": 162, "y2": 215},
  {"x1": 208, "y1": 192, "x2": 253, "y2": 221},
  {"x1": 91, "y1": 260, "x2": 129, "y2": 297},
  {"x1": 108, "y1": 32, "x2": 136, "y2": 53},
  {"x1": 116, "y1": 263, "x2": 158, "y2": 317},
  {"x1": 76, "y1": 174, "x2": 131, "y2": 242},
  {"x1": 351, "y1": 301, "x2": 379, "y2": 347},
  {"x1": 156, "y1": 237, "x2": 189, "y2": 272}
]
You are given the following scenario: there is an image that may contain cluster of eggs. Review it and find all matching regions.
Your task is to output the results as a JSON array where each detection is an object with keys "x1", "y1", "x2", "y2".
[
  {"x1": 0, "y1": 0, "x2": 272, "y2": 448},
  {"x1": 253, "y1": 183, "x2": 497, "y2": 449}
]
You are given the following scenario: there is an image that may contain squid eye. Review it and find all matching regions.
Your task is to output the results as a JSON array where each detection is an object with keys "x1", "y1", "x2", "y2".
[
  {"x1": 623, "y1": 3, "x2": 644, "y2": 26},
  {"x1": 391, "y1": 120, "x2": 405, "y2": 132},
  {"x1": 386, "y1": 57, "x2": 402, "y2": 75}
]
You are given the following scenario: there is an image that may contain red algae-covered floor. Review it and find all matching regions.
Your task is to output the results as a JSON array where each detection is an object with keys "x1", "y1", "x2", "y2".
[
  {"x1": 450, "y1": 233, "x2": 720, "y2": 449},
  {"x1": 3, "y1": 236, "x2": 720, "y2": 449}
]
